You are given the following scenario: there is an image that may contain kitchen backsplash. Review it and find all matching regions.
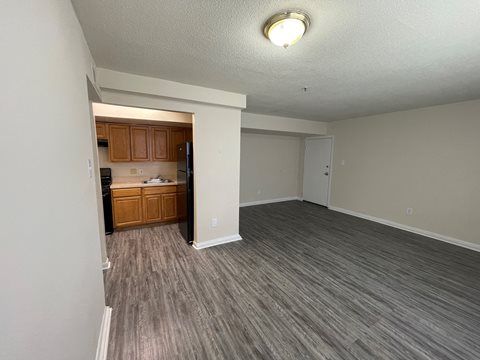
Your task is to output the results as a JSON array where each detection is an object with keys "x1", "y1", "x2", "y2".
[{"x1": 98, "y1": 147, "x2": 177, "y2": 179}]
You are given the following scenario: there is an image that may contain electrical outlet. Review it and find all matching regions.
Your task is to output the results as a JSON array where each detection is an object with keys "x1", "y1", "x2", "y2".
[
  {"x1": 138, "y1": 168, "x2": 143, "y2": 175},
  {"x1": 341, "y1": 160, "x2": 345, "y2": 166},
  {"x1": 257, "y1": 189, "x2": 262, "y2": 195},
  {"x1": 211, "y1": 217, "x2": 218, "y2": 227},
  {"x1": 130, "y1": 168, "x2": 137, "y2": 175},
  {"x1": 406, "y1": 208, "x2": 413, "y2": 215}
]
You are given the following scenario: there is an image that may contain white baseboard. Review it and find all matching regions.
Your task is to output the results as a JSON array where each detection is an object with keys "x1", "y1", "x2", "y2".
[
  {"x1": 193, "y1": 234, "x2": 243, "y2": 250},
  {"x1": 328, "y1": 206, "x2": 480, "y2": 253},
  {"x1": 101, "y1": 258, "x2": 111, "y2": 271},
  {"x1": 240, "y1": 197, "x2": 300, "y2": 208},
  {"x1": 95, "y1": 306, "x2": 112, "y2": 360}
]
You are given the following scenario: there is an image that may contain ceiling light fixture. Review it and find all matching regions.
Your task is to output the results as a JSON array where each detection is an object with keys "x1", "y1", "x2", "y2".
[{"x1": 263, "y1": 10, "x2": 310, "y2": 48}]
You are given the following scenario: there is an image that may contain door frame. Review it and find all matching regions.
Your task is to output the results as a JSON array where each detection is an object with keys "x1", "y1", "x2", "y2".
[
  {"x1": 86, "y1": 76, "x2": 111, "y2": 270},
  {"x1": 302, "y1": 135, "x2": 334, "y2": 207}
]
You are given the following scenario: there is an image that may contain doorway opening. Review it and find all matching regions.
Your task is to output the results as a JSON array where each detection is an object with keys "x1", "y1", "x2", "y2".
[{"x1": 89, "y1": 102, "x2": 195, "y2": 264}]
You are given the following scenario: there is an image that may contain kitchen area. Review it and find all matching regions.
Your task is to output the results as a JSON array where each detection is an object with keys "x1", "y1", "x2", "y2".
[{"x1": 94, "y1": 103, "x2": 194, "y2": 244}]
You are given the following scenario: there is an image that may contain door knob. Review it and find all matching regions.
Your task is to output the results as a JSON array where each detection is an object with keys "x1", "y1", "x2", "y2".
[{"x1": 324, "y1": 172, "x2": 329, "y2": 176}]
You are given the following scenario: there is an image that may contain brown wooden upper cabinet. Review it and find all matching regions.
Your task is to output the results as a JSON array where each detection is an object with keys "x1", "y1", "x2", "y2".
[
  {"x1": 130, "y1": 126, "x2": 150, "y2": 161},
  {"x1": 96, "y1": 119, "x2": 192, "y2": 162},
  {"x1": 151, "y1": 127, "x2": 170, "y2": 161},
  {"x1": 170, "y1": 128, "x2": 186, "y2": 161},
  {"x1": 96, "y1": 122, "x2": 108, "y2": 140},
  {"x1": 108, "y1": 124, "x2": 131, "y2": 162},
  {"x1": 185, "y1": 127, "x2": 193, "y2": 143}
]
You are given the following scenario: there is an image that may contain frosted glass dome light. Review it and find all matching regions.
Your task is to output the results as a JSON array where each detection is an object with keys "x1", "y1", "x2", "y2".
[{"x1": 264, "y1": 11, "x2": 310, "y2": 48}]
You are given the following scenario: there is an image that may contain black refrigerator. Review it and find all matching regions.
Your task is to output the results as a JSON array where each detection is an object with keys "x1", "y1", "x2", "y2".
[{"x1": 177, "y1": 142, "x2": 194, "y2": 244}]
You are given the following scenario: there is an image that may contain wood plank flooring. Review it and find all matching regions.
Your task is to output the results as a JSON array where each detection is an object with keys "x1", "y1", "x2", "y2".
[{"x1": 104, "y1": 201, "x2": 480, "y2": 359}]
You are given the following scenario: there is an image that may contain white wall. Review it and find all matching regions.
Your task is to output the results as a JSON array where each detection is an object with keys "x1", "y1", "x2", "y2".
[
  {"x1": 239, "y1": 112, "x2": 323, "y2": 205},
  {"x1": 99, "y1": 87, "x2": 245, "y2": 247},
  {"x1": 240, "y1": 132, "x2": 304, "y2": 204},
  {"x1": 90, "y1": 100, "x2": 109, "y2": 268},
  {"x1": 328, "y1": 99, "x2": 480, "y2": 247},
  {"x1": 1, "y1": 1, "x2": 105, "y2": 359},
  {"x1": 242, "y1": 112, "x2": 327, "y2": 135}
]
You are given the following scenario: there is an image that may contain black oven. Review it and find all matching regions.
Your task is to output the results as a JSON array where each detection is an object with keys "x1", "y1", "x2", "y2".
[{"x1": 100, "y1": 168, "x2": 113, "y2": 235}]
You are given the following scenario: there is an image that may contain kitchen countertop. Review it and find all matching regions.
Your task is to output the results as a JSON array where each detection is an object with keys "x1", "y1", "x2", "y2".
[{"x1": 110, "y1": 180, "x2": 178, "y2": 189}]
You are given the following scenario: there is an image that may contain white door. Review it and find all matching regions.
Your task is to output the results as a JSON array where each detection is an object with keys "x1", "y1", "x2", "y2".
[{"x1": 303, "y1": 137, "x2": 332, "y2": 206}]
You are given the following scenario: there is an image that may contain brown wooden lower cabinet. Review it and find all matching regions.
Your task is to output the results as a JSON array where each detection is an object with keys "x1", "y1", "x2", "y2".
[
  {"x1": 143, "y1": 194, "x2": 162, "y2": 223},
  {"x1": 112, "y1": 186, "x2": 180, "y2": 229},
  {"x1": 162, "y1": 193, "x2": 177, "y2": 220},
  {"x1": 112, "y1": 196, "x2": 143, "y2": 228},
  {"x1": 176, "y1": 192, "x2": 187, "y2": 220}
]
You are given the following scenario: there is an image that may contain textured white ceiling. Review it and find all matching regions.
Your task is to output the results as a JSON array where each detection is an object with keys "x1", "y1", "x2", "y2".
[{"x1": 72, "y1": 0, "x2": 480, "y2": 121}]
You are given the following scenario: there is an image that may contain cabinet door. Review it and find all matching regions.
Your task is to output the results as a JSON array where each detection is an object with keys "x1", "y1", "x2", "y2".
[
  {"x1": 96, "y1": 122, "x2": 108, "y2": 140},
  {"x1": 130, "y1": 126, "x2": 150, "y2": 161},
  {"x1": 109, "y1": 124, "x2": 131, "y2": 162},
  {"x1": 162, "y1": 193, "x2": 177, "y2": 220},
  {"x1": 185, "y1": 127, "x2": 193, "y2": 143},
  {"x1": 151, "y1": 127, "x2": 170, "y2": 161},
  {"x1": 113, "y1": 196, "x2": 143, "y2": 227},
  {"x1": 143, "y1": 194, "x2": 162, "y2": 223},
  {"x1": 170, "y1": 128, "x2": 186, "y2": 161},
  {"x1": 176, "y1": 192, "x2": 187, "y2": 220}
]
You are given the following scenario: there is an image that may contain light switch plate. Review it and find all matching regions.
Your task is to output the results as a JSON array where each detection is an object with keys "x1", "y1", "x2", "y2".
[{"x1": 87, "y1": 159, "x2": 93, "y2": 178}]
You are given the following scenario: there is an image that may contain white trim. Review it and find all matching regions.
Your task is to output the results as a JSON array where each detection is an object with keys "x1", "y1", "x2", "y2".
[
  {"x1": 303, "y1": 135, "x2": 334, "y2": 207},
  {"x1": 240, "y1": 197, "x2": 300, "y2": 208},
  {"x1": 95, "y1": 306, "x2": 112, "y2": 360},
  {"x1": 193, "y1": 234, "x2": 243, "y2": 250},
  {"x1": 328, "y1": 206, "x2": 480, "y2": 253},
  {"x1": 101, "y1": 258, "x2": 111, "y2": 271}
]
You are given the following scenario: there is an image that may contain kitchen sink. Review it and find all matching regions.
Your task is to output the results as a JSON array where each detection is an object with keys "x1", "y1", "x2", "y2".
[{"x1": 143, "y1": 178, "x2": 173, "y2": 184}]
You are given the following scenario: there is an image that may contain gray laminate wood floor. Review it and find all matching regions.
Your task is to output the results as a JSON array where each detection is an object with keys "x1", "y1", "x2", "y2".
[{"x1": 104, "y1": 201, "x2": 480, "y2": 360}]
